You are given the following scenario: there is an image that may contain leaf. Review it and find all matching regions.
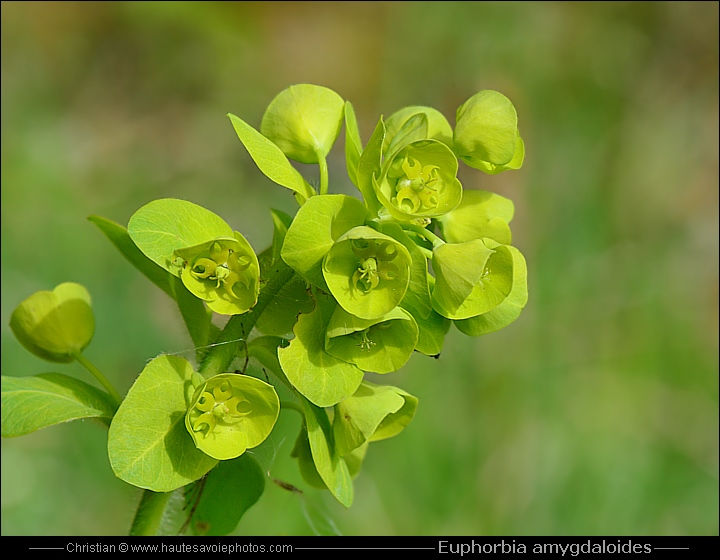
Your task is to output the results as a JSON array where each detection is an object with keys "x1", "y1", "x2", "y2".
[
  {"x1": 89, "y1": 216, "x2": 212, "y2": 352},
  {"x1": 280, "y1": 194, "x2": 367, "y2": 289},
  {"x1": 325, "y1": 306, "x2": 418, "y2": 374},
  {"x1": 188, "y1": 454, "x2": 265, "y2": 536},
  {"x1": 331, "y1": 381, "x2": 406, "y2": 456},
  {"x1": 108, "y1": 355, "x2": 218, "y2": 492},
  {"x1": 260, "y1": 84, "x2": 345, "y2": 164},
  {"x1": 344, "y1": 101, "x2": 363, "y2": 187},
  {"x1": 255, "y1": 273, "x2": 313, "y2": 337},
  {"x1": 383, "y1": 105, "x2": 453, "y2": 153},
  {"x1": 432, "y1": 239, "x2": 513, "y2": 320},
  {"x1": 128, "y1": 198, "x2": 234, "y2": 273},
  {"x1": 438, "y1": 189, "x2": 515, "y2": 245},
  {"x1": 270, "y1": 208, "x2": 294, "y2": 266},
  {"x1": 374, "y1": 222, "x2": 432, "y2": 319},
  {"x1": 9, "y1": 283, "x2": 94, "y2": 364},
  {"x1": 302, "y1": 398, "x2": 353, "y2": 507},
  {"x1": 453, "y1": 90, "x2": 519, "y2": 166},
  {"x1": 355, "y1": 116, "x2": 385, "y2": 215},
  {"x1": 455, "y1": 244, "x2": 528, "y2": 336},
  {"x1": 466, "y1": 134, "x2": 525, "y2": 174},
  {"x1": 384, "y1": 112, "x2": 428, "y2": 161},
  {"x1": 228, "y1": 113, "x2": 315, "y2": 200},
  {"x1": 89, "y1": 215, "x2": 174, "y2": 298},
  {"x1": 278, "y1": 291, "x2": 363, "y2": 408},
  {"x1": 1, "y1": 373, "x2": 116, "y2": 437},
  {"x1": 185, "y1": 373, "x2": 280, "y2": 461}
]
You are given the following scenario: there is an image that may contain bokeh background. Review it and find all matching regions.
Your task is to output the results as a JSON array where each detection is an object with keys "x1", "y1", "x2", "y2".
[{"x1": 1, "y1": 1, "x2": 717, "y2": 536}]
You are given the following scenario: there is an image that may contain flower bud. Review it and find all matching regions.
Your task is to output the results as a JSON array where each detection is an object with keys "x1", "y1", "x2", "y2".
[{"x1": 9, "y1": 282, "x2": 94, "y2": 363}]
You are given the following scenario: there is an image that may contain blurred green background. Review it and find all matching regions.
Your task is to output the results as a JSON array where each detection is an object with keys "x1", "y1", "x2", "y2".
[{"x1": 1, "y1": 1, "x2": 717, "y2": 536}]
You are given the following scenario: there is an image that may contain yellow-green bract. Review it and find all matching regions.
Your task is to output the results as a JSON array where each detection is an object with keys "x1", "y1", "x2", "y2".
[
  {"x1": 185, "y1": 374, "x2": 280, "y2": 461},
  {"x1": 9, "y1": 282, "x2": 94, "y2": 363}
]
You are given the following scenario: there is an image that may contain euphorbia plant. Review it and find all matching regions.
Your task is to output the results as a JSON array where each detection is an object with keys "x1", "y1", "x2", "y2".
[{"x1": 1, "y1": 84, "x2": 528, "y2": 535}]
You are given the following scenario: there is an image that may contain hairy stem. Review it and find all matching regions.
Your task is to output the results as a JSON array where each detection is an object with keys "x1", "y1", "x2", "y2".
[{"x1": 129, "y1": 490, "x2": 174, "y2": 536}]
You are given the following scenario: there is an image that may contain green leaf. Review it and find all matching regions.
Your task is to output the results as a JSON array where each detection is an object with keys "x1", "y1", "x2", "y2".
[
  {"x1": 1, "y1": 373, "x2": 116, "y2": 437},
  {"x1": 356, "y1": 116, "x2": 385, "y2": 215},
  {"x1": 453, "y1": 90, "x2": 519, "y2": 167},
  {"x1": 278, "y1": 292, "x2": 363, "y2": 408},
  {"x1": 187, "y1": 454, "x2": 265, "y2": 536},
  {"x1": 331, "y1": 381, "x2": 406, "y2": 456},
  {"x1": 128, "y1": 199, "x2": 234, "y2": 274},
  {"x1": 407, "y1": 305, "x2": 450, "y2": 357},
  {"x1": 291, "y1": 427, "x2": 328, "y2": 490},
  {"x1": 344, "y1": 101, "x2": 363, "y2": 187},
  {"x1": 255, "y1": 273, "x2": 313, "y2": 337},
  {"x1": 89, "y1": 216, "x2": 212, "y2": 352},
  {"x1": 89, "y1": 215, "x2": 174, "y2": 298},
  {"x1": 374, "y1": 139, "x2": 462, "y2": 221},
  {"x1": 228, "y1": 113, "x2": 315, "y2": 201},
  {"x1": 455, "y1": 244, "x2": 528, "y2": 336},
  {"x1": 281, "y1": 194, "x2": 367, "y2": 289},
  {"x1": 270, "y1": 209, "x2": 294, "y2": 266},
  {"x1": 369, "y1": 384, "x2": 419, "y2": 442},
  {"x1": 9, "y1": 283, "x2": 94, "y2": 364},
  {"x1": 374, "y1": 222, "x2": 433, "y2": 320},
  {"x1": 260, "y1": 84, "x2": 345, "y2": 164},
  {"x1": 438, "y1": 190, "x2": 515, "y2": 245},
  {"x1": 383, "y1": 105, "x2": 453, "y2": 153},
  {"x1": 322, "y1": 226, "x2": 412, "y2": 320},
  {"x1": 301, "y1": 397, "x2": 353, "y2": 507},
  {"x1": 325, "y1": 306, "x2": 418, "y2": 374},
  {"x1": 432, "y1": 239, "x2": 513, "y2": 320},
  {"x1": 466, "y1": 134, "x2": 525, "y2": 174},
  {"x1": 108, "y1": 355, "x2": 218, "y2": 492},
  {"x1": 384, "y1": 113, "x2": 429, "y2": 160}
]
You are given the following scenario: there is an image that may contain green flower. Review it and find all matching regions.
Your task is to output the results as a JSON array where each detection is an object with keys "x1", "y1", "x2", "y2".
[
  {"x1": 9, "y1": 282, "x2": 94, "y2": 363},
  {"x1": 185, "y1": 373, "x2": 280, "y2": 461},
  {"x1": 453, "y1": 90, "x2": 524, "y2": 174},
  {"x1": 373, "y1": 139, "x2": 462, "y2": 222},
  {"x1": 431, "y1": 238, "x2": 514, "y2": 320},
  {"x1": 323, "y1": 226, "x2": 411, "y2": 320},
  {"x1": 325, "y1": 306, "x2": 418, "y2": 374},
  {"x1": 174, "y1": 233, "x2": 259, "y2": 316}
]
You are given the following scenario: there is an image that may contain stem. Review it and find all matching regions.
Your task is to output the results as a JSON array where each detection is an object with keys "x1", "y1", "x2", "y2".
[
  {"x1": 317, "y1": 151, "x2": 329, "y2": 195},
  {"x1": 417, "y1": 245, "x2": 434, "y2": 260},
  {"x1": 74, "y1": 352, "x2": 123, "y2": 409},
  {"x1": 401, "y1": 223, "x2": 445, "y2": 247},
  {"x1": 199, "y1": 259, "x2": 295, "y2": 377},
  {"x1": 129, "y1": 490, "x2": 173, "y2": 536}
]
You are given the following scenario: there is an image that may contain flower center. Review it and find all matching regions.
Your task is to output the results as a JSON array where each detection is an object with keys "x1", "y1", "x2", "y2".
[
  {"x1": 350, "y1": 240, "x2": 399, "y2": 294},
  {"x1": 189, "y1": 241, "x2": 253, "y2": 298},
  {"x1": 190, "y1": 380, "x2": 252, "y2": 437},
  {"x1": 356, "y1": 328, "x2": 376, "y2": 352},
  {"x1": 390, "y1": 156, "x2": 443, "y2": 214}
]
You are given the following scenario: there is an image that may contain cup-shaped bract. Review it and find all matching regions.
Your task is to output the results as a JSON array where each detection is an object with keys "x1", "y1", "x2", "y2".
[
  {"x1": 325, "y1": 306, "x2": 418, "y2": 374},
  {"x1": 431, "y1": 239, "x2": 514, "y2": 320},
  {"x1": 374, "y1": 139, "x2": 462, "y2": 222},
  {"x1": 323, "y1": 226, "x2": 412, "y2": 320},
  {"x1": 383, "y1": 106, "x2": 453, "y2": 154},
  {"x1": 185, "y1": 373, "x2": 280, "y2": 461},
  {"x1": 9, "y1": 283, "x2": 94, "y2": 363},
  {"x1": 174, "y1": 233, "x2": 260, "y2": 316},
  {"x1": 438, "y1": 190, "x2": 515, "y2": 246},
  {"x1": 453, "y1": 90, "x2": 524, "y2": 173},
  {"x1": 260, "y1": 84, "x2": 345, "y2": 164},
  {"x1": 332, "y1": 381, "x2": 418, "y2": 457}
]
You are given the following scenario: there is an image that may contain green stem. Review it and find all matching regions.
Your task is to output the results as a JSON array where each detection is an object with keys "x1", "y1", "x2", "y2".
[
  {"x1": 401, "y1": 223, "x2": 445, "y2": 247},
  {"x1": 74, "y1": 352, "x2": 123, "y2": 409},
  {"x1": 317, "y1": 151, "x2": 329, "y2": 195},
  {"x1": 129, "y1": 490, "x2": 174, "y2": 536},
  {"x1": 199, "y1": 259, "x2": 295, "y2": 378},
  {"x1": 417, "y1": 245, "x2": 434, "y2": 260}
]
